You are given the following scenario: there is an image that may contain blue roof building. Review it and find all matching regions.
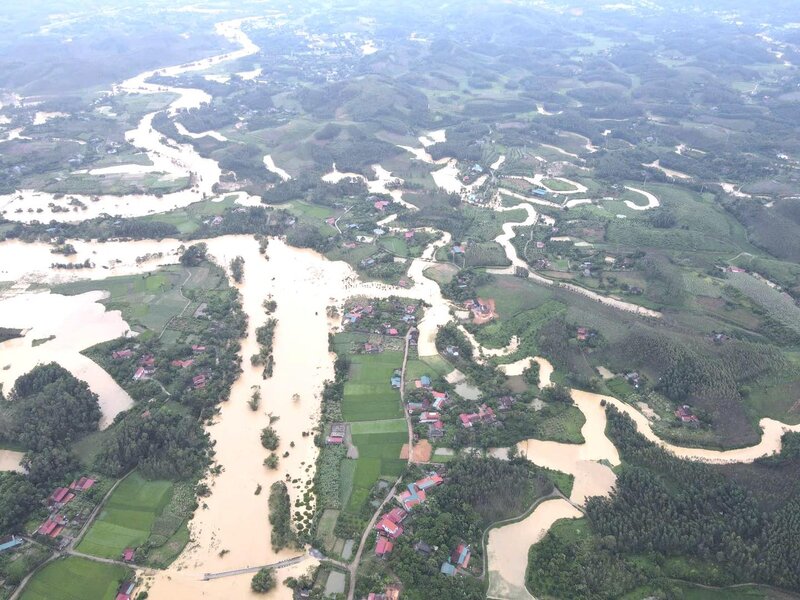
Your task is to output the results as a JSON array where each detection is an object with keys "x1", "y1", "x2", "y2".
[{"x1": 0, "y1": 536, "x2": 23, "y2": 553}]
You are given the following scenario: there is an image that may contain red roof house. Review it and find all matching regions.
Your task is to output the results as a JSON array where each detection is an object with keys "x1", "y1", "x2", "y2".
[
  {"x1": 416, "y1": 473, "x2": 443, "y2": 490},
  {"x1": 122, "y1": 548, "x2": 135, "y2": 562},
  {"x1": 375, "y1": 535, "x2": 394, "y2": 557},
  {"x1": 452, "y1": 543, "x2": 471, "y2": 568},
  {"x1": 419, "y1": 411, "x2": 440, "y2": 423},
  {"x1": 171, "y1": 359, "x2": 194, "y2": 368},
  {"x1": 50, "y1": 487, "x2": 69, "y2": 504},
  {"x1": 385, "y1": 507, "x2": 407, "y2": 524},
  {"x1": 375, "y1": 517, "x2": 403, "y2": 539}
]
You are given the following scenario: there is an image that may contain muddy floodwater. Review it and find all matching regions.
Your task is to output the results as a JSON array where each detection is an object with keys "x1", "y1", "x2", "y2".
[
  {"x1": 0, "y1": 291, "x2": 135, "y2": 428},
  {"x1": 0, "y1": 450, "x2": 24, "y2": 472}
]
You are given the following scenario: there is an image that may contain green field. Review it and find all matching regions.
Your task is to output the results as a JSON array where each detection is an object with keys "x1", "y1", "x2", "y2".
[
  {"x1": 20, "y1": 557, "x2": 131, "y2": 600},
  {"x1": 76, "y1": 472, "x2": 173, "y2": 559},
  {"x1": 341, "y1": 353, "x2": 404, "y2": 421},
  {"x1": 349, "y1": 419, "x2": 407, "y2": 435},
  {"x1": 53, "y1": 267, "x2": 192, "y2": 332},
  {"x1": 138, "y1": 196, "x2": 236, "y2": 234},
  {"x1": 345, "y1": 432, "x2": 407, "y2": 513}
]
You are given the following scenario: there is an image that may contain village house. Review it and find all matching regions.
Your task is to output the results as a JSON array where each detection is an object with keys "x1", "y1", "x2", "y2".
[
  {"x1": 115, "y1": 581, "x2": 136, "y2": 600},
  {"x1": 675, "y1": 405, "x2": 699, "y2": 425},
  {"x1": 112, "y1": 349, "x2": 133, "y2": 360},
  {"x1": 364, "y1": 342, "x2": 382, "y2": 354},
  {"x1": 122, "y1": 548, "x2": 135, "y2": 562},
  {"x1": 414, "y1": 540, "x2": 433, "y2": 556},
  {"x1": 374, "y1": 535, "x2": 394, "y2": 557},
  {"x1": 625, "y1": 372, "x2": 642, "y2": 388},
  {"x1": 431, "y1": 391, "x2": 449, "y2": 410},
  {"x1": 576, "y1": 327, "x2": 589, "y2": 341},
  {"x1": 440, "y1": 543, "x2": 471, "y2": 576},
  {"x1": 498, "y1": 396, "x2": 516, "y2": 411},
  {"x1": 399, "y1": 484, "x2": 426, "y2": 510},
  {"x1": 0, "y1": 535, "x2": 23, "y2": 553},
  {"x1": 375, "y1": 516, "x2": 403, "y2": 539},
  {"x1": 459, "y1": 404, "x2": 496, "y2": 428},
  {"x1": 406, "y1": 401, "x2": 428, "y2": 414},
  {"x1": 327, "y1": 422, "x2": 347, "y2": 445},
  {"x1": 171, "y1": 358, "x2": 194, "y2": 369},
  {"x1": 419, "y1": 411, "x2": 440, "y2": 424},
  {"x1": 391, "y1": 370, "x2": 402, "y2": 389},
  {"x1": 428, "y1": 420, "x2": 445, "y2": 439},
  {"x1": 366, "y1": 586, "x2": 400, "y2": 600}
]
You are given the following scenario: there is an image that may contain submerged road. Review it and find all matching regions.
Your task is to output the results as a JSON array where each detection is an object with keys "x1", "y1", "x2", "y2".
[{"x1": 202, "y1": 554, "x2": 306, "y2": 580}]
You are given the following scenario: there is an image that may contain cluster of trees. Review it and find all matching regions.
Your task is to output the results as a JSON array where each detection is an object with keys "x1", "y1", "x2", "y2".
[
  {"x1": 529, "y1": 407, "x2": 800, "y2": 598},
  {"x1": 4, "y1": 363, "x2": 101, "y2": 453},
  {"x1": 0, "y1": 472, "x2": 39, "y2": 533},
  {"x1": 229, "y1": 255, "x2": 244, "y2": 283},
  {"x1": 260, "y1": 426, "x2": 280, "y2": 451},
  {"x1": 268, "y1": 481, "x2": 296, "y2": 552},
  {"x1": 251, "y1": 567, "x2": 276, "y2": 593},
  {"x1": 179, "y1": 243, "x2": 207, "y2": 267},
  {"x1": 0, "y1": 364, "x2": 103, "y2": 533},
  {"x1": 251, "y1": 318, "x2": 277, "y2": 379},
  {"x1": 95, "y1": 410, "x2": 210, "y2": 480},
  {"x1": 440, "y1": 269, "x2": 492, "y2": 303},
  {"x1": 599, "y1": 323, "x2": 788, "y2": 446}
]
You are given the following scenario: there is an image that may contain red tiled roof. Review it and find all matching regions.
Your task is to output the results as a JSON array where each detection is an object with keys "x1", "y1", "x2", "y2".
[
  {"x1": 49, "y1": 525, "x2": 64, "y2": 538},
  {"x1": 38, "y1": 520, "x2": 57, "y2": 536},
  {"x1": 375, "y1": 536, "x2": 394, "y2": 556},
  {"x1": 171, "y1": 359, "x2": 194, "y2": 368},
  {"x1": 51, "y1": 487, "x2": 69, "y2": 503},
  {"x1": 385, "y1": 508, "x2": 407, "y2": 524},
  {"x1": 375, "y1": 517, "x2": 403, "y2": 539}
]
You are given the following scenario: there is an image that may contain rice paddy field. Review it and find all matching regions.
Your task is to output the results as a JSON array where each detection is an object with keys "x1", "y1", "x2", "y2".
[
  {"x1": 75, "y1": 472, "x2": 173, "y2": 559},
  {"x1": 341, "y1": 352, "x2": 404, "y2": 422},
  {"x1": 19, "y1": 557, "x2": 131, "y2": 600}
]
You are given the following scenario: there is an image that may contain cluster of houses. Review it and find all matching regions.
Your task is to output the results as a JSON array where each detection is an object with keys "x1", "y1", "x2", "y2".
[
  {"x1": 407, "y1": 375, "x2": 450, "y2": 439},
  {"x1": 440, "y1": 542, "x2": 471, "y2": 576},
  {"x1": 114, "y1": 345, "x2": 208, "y2": 389},
  {"x1": 36, "y1": 477, "x2": 96, "y2": 541},
  {"x1": 458, "y1": 404, "x2": 497, "y2": 428},
  {"x1": 373, "y1": 473, "x2": 444, "y2": 558},
  {"x1": 344, "y1": 302, "x2": 418, "y2": 339},
  {"x1": 343, "y1": 303, "x2": 374, "y2": 325}
]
